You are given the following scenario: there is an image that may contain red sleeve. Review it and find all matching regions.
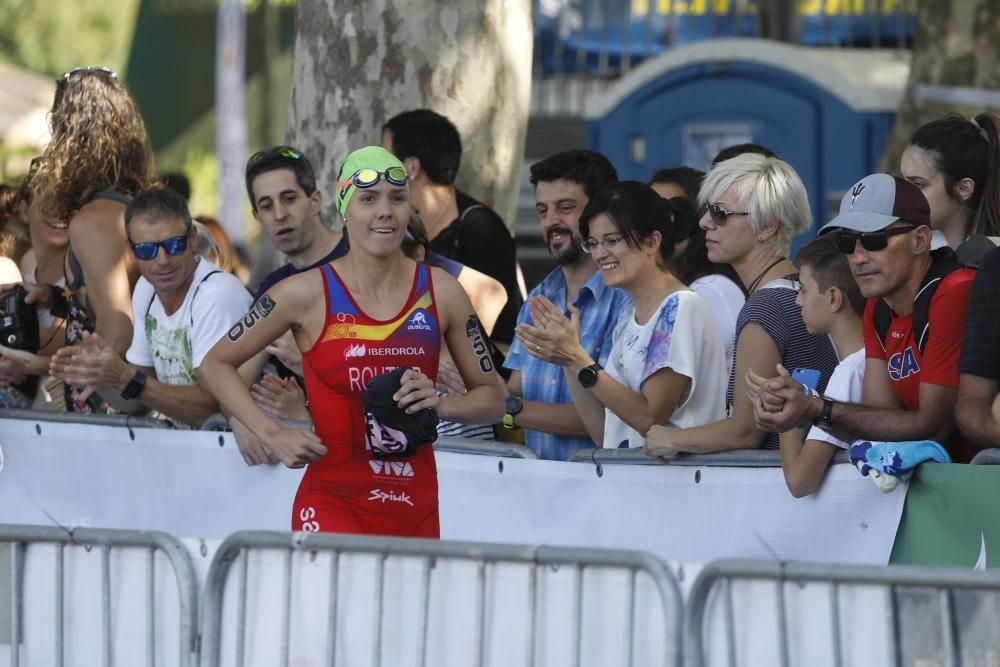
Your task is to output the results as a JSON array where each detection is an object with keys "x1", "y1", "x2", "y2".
[
  {"x1": 921, "y1": 269, "x2": 975, "y2": 387},
  {"x1": 862, "y1": 298, "x2": 886, "y2": 361}
]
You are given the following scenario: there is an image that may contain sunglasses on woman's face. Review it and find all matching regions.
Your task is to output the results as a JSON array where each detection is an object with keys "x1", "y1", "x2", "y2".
[
  {"x1": 833, "y1": 224, "x2": 918, "y2": 254},
  {"x1": 130, "y1": 231, "x2": 190, "y2": 261},
  {"x1": 700, "y1": 202, "x2": 750, "y2": 224}
]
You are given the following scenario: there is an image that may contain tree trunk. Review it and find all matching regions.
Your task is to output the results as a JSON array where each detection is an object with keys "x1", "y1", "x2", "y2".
[
  {"x1": 880, "y1": 0, "x2": 1000, "y2": 172},
  {"x1": 287, "y1": 0, "x2": 533, "y2": 228}
]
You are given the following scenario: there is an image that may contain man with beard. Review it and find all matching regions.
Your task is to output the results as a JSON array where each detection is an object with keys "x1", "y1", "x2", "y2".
[{"x1": 502, "y1": 150, "x2": 628, "y2": 460}]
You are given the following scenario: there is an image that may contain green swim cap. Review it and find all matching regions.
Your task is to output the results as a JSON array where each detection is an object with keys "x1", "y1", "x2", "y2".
[{"x1": 335, "y1": 146, "x2": 408, "y2": 218}]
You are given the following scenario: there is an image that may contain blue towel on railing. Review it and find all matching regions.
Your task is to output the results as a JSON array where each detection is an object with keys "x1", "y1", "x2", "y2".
[{"x1": 848, "y1": 440, "x2": 951, "y2": 492}]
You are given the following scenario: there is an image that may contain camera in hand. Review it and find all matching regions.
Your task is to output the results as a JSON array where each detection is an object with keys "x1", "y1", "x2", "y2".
[{"x1": 0, "y1": 286, "x2": 39, "y2": 353}]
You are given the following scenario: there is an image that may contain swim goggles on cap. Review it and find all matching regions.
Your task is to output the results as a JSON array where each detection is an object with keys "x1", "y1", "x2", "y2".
[
  {"x1": 336, "y1": 166, "x2": 408, "y2": 191},
  {"x1": 246, "y1": 146, "x2": 304, "y2": 171}
]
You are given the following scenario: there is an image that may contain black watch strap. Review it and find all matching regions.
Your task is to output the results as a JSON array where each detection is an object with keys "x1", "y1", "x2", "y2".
[
  {"x1": 816, "y1": 397, "x2": 834, "y2": 429},
  {"x1": 121, "y1": 370, "x2": 147, "y2": 400}
]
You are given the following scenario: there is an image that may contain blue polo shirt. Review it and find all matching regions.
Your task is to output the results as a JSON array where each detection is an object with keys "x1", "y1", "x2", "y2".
[{"x1": 505, "y1": 268, "x2": 631, "y2": 461}]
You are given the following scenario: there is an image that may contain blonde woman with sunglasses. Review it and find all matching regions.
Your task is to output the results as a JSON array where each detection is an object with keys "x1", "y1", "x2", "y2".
[{"x1": 645, "y1": 153, "x2": 838, "y2": 458}]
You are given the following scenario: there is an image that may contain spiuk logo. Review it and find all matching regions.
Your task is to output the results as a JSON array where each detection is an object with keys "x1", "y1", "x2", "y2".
[
  {"x1": 368, "y1": 489, "x2": 414, "y2": 506},
  {"x1": 850, "y1": 182, "x2": 866, "y2": 208},
  {"x1": 407, "y1": 310, "x2": 432, "y2": 331}
]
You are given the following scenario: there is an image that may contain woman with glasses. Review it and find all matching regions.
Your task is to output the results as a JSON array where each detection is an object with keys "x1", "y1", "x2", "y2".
[
  {"x1": 199, "y1": 147, "x2": 505, "y2": 537},
  {"x1": 645, "y1": 153, "x2": 838, "y2": 457},
  {"x1": 516, "y1": 181, "x2": 726, "y2": 449},
  {"x1": 901, "y1": 113, "x2": 1000, "y2": 266},
  {"x1": 28, "y1": 67, "x2": 156, "y2": 412}
]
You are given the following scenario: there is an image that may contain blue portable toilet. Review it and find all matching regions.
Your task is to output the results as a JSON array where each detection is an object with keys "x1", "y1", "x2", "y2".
[{"x1": 585, "y1": 38, "x2": 909, "y2": 248}]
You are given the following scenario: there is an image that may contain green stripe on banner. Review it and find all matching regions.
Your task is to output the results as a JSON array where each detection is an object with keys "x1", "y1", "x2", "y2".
[{"x1": 890, "y1": 463, "x2": 1000, "y2": 568}]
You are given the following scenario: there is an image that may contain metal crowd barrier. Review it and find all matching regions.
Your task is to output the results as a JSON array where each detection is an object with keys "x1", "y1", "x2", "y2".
[
  {"x1": 433, "y1": 435, "x2": 539, "y2": 459},
  {"x1": 0, "y1": 523, "x2": 198, "y2": 667},
  {"x1": 0, "y1": 408, "x2": 173, "y2": 430},
  {"x1": 569, "y1": 448, "x2": 850, "y2": 467},
  {"x1": 683, "y1": 559, "x2": 1000, "y2": 667},
  {"x1": 199, "y1": 530, "x2": 683, "y2": 667}
]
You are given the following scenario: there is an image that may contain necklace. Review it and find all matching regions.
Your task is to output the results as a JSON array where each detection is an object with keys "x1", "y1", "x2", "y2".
[{"x1": 745, "y1": 258, "x2": 786, "y2": 295}]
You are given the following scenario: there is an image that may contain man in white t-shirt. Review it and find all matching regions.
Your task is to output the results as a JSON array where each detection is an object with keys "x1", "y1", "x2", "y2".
[
  {"x1": 50, "y1": 188, "x2": 252, "y2": 427},
  {"x1": 747, "y1": 235, "x2": 866, "y2": 497}
]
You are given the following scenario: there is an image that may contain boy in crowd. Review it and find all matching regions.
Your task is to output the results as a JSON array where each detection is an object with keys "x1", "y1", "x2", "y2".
[{"x1": 748, "y1": 235, "x2": 866, "y2": 496}]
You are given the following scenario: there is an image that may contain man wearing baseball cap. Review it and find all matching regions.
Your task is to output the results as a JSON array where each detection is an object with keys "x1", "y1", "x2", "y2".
[{"x1": 753, "y1": 173, "x2": 979, "y2": 462}]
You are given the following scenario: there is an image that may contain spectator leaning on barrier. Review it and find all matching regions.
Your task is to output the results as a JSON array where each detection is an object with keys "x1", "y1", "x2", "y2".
[
  {"x1": 502, "y1": 150, "x2": 630, "y2": 460},
  {"x1": 753, "y1": 174, "x2": 979, "y2": 463},
  {"x1": 31, "y1": 67, "x2": 157, "y2": 413},
  {"x1": 955, "y1": 245, "x2": 1000, "y2": 449},
  {"x1": 746, "y1": 235, "x2": 866, "y2": 497},
  {"x1": 382, "y1": 109, "x2": 522, "y2": 350},
  {"x1": 645, "y1": 153, "x2": 837, "y2": 457},
  {"x1": 0, "y1": 162, "x2": 69, "y2": 410},
  {"x1": 232, "y1": 146, "x2": 345, "y2": 462},
  {"x1": 517, "y1": 181, "x2": 726, "y2": 449},
  {"x1": 49, "y1": 187, "x2": 252, "y2": 428}
]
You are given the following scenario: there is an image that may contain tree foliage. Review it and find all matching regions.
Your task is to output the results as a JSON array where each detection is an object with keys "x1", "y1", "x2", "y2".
[
  {"x1": 0, "y1": 0, "x2": 139, "y2": 77},
  {"x1": 881, "y1": 0, "x2": 1000, "y2": 171}
]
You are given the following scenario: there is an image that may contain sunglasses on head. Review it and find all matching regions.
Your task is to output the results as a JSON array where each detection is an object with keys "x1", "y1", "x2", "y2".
[
  {"x1": 246, "y1": 146, "x2": 304, "y2": 172},
  {"x1": 336, "y1": 166, "x2": 408, "y2": 191},
  {"x1": 60, "y1": 66, "x2": 117, "y2": 81},
  {"x1": 700, "y1": 202, "x2": 750, "y2": 224},
  {"x1": 833, "y1": 224, "x2": 919, "y2": 254},
  {"x1": 130, "y1": 227, "x2": 192, "y2": 261}
]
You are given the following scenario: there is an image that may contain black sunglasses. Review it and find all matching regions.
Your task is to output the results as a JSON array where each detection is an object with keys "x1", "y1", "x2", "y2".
[
  {"x1": 834, "y1": 224, "x2": 919, "y2": 254},
  {"x1": 246, "y1": 146, "x2": 304, "y2": 172},
  {"x1": 700, "y1": 202, "x2": 750, "y2": 224}
]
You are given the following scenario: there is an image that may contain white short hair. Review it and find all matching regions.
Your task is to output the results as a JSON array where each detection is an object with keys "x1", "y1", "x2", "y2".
[{"x1": 699, "y1": 153, "x2": 812, "y2": 255}]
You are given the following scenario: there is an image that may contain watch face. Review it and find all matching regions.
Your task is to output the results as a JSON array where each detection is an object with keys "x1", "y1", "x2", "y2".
[
  {"x1": 504, "y1": 395, "x2": 522, "y2": 415},
  {"x1": 578, "y1": 365, "x2": 599, "y2": 388}
]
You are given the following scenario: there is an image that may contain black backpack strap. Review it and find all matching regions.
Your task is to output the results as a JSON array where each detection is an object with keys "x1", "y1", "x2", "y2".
[
  {"x1": 912, "y1": 249, "x2": 964, "y2": 354},
  {"x1": 873, "y1": 248, "x2": 964, "y2": 355},
  {"x1": 872, "y1": 300, "x2": 891, "y2": 353}
]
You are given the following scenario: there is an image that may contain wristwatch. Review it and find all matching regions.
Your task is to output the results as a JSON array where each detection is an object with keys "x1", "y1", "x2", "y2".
[
  {"x1": 577, "y1": 362, "x2": 603, "y2": 389},
  {"x1": 815, "y1": 397, "x2": 835, "y2": 429},
  {"x1": 121, "y1": 370, "x2": 147, "y2": 400},
  {"x1": 502, "y1": 395, "x2": 523, "y2": 429}
]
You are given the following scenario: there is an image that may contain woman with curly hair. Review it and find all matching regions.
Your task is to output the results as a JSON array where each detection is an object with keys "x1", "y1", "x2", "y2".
[{"x1": 29, "y1": 67, "x2": 156, "y2": 412}]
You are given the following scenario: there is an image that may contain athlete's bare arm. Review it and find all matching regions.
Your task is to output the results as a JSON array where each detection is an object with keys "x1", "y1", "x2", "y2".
[{"x1": 198, "y1": 272, "x2": 327, "y2": 467}]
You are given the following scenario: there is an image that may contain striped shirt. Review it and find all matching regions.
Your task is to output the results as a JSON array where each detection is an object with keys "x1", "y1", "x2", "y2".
[
  {"x1": 726, "y1": 276, "x2": 839, "y2": 449},
  {"x1": 505, "y1": 268, "x2": 632, "y2": 460}
]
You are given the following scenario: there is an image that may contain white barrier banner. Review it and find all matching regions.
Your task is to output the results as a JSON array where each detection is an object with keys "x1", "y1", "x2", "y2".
[{"x1": 0, "y1": 418, "x2": 905, "y2": 567}]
